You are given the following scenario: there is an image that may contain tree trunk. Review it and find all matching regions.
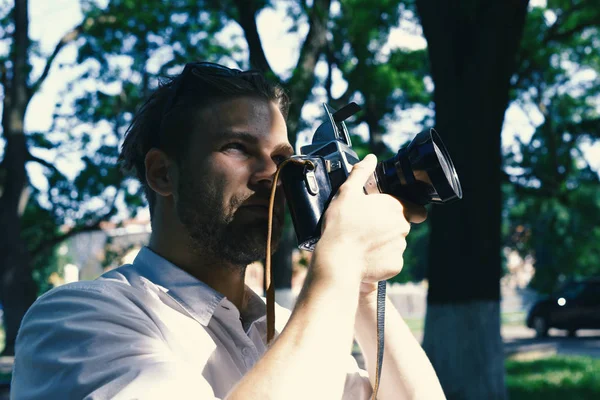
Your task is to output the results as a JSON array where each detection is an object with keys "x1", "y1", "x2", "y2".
[
  {"x1": 0, "y1": 143, "x2": 38, "y2": 358},
  {"x1": 423, "y1": 302, "x2": 505, "y2": 399},
  {"x1": 415, "y1": 1, "x2": 529, "y2": 398},
  {"x1": 0, "y1": 0, "x2": 37, "y2": 356},
  {"x1": 365, "y1": 96, "x2": 388, "y2": 156},
  {"x1": 0, "y1": 134, "x2": 38, "y2": 353},
  {"x1": 271, "y1": 0, "x2": 331, "y2": 297}
]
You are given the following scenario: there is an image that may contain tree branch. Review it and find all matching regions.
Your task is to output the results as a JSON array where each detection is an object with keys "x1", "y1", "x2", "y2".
[
  {"x1": 28, "y1": 15, "x2": 117, "y2": 100},
  {"x1": 29, "y1": 222, "x2": 102, "y2": 259},
  {"x1": 513, "y1": 3, "x2": 597, "y2": 89},
  {"x1": 285, "y1": 0, "x2": 332, "y2": 142},
  {"x1": 327, "y1": 44, "x2": 356, "y2": 109},
  {"x1": 28, "y1": 23, "x2": 84, "y2": 100},
  {"x1": 29, "y1": 190, "x2": 120, "y2": 258},
  {"x1": 325, "y1": 40, "x2": 333, "y2": 104},
  {"x1": 26, "y1": 151, "x2": 60, "y2": 175},
  {"x1": 549, "y1": 17, "x2": 600, "y2": 43},
  {"x1": 331, "y1": 84, "x2": 355, "y2": 109},
  {"x1": 232, "y1": 0, "x2": 276, "y2": 77}
]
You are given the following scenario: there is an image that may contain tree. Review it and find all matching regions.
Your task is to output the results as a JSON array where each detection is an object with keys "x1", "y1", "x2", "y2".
[
  {"x1": 0, "y1": 0, "x2": 39, "y2": 356},
  {"x1": 415, "y1": 1, "x2": 530, "y2": 399},
  {"x1": 0, "y1": 0, "x2": 335, "y2": 354},
  {"x1": 504, "y1": 1, "x2": 600, "y2": 294}
]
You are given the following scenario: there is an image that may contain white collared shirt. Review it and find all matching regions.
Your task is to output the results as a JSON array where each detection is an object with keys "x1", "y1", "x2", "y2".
[{"x1": 12, "y1": 247, "x2": 371, "y2": 399}]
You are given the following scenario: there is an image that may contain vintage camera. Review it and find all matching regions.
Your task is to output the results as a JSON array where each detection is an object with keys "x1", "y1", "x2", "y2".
[{"x1": 281, "y1": 102, "x2": 463, "y2": 251}]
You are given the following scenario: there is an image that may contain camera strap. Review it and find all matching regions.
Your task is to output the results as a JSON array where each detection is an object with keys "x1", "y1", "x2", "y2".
[
  {"x1": 265, "y1": 158, "x2": 313, "y2": 341},
  {"x1": 372, "y1": 280, "x2": 386, "y2": 400},
  {"x1": 265, "y1": 158, "x2": 386, "y2": 400}
]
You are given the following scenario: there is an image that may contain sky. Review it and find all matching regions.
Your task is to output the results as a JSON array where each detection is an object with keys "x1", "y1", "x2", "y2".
[{"x1": 7, "y1": 0, "x2": 600, "y2": 216}]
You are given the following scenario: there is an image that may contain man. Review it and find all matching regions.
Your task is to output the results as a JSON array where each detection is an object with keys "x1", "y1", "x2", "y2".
[{"x1": 11, "y1": 63, "x2": 445, "y2": 399}]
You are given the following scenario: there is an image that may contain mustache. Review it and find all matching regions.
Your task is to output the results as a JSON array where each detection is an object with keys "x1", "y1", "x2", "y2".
[
  {"x1": 231, "y1": 190, "x2": 285, "y2": 215},
  {"x1": 240, "y1": 187, "x2": 285, "y2": 207}
]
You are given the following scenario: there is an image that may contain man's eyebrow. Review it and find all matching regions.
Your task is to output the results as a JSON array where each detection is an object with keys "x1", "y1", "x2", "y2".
[
  {"x1": 219, "y1": 131, "x2": 294, "y2": 155},
  {"x1": 218, "y1": 131, "x2": 259, "y2": 143}
]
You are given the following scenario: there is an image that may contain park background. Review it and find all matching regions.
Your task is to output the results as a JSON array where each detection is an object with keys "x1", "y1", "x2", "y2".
[{"x1": 1, "y1": 0, "x2": 599, "y2": 399}]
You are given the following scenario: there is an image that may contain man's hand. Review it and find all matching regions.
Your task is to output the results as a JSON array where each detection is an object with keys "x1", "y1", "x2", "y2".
[{"x1": 314, "y1": 154, "x2": 427, "y2": 284}]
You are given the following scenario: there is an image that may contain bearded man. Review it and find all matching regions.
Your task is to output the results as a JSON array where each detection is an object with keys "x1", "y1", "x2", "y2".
[{"x1": 11, "y1": 63, "x2": 445, "y2": 400}]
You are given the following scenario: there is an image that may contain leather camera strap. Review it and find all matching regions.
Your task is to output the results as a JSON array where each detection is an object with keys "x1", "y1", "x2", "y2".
[
  {"x1": 265, "y1": 158, "x2": 311, "y2": 341},
  {"x1": 265, "y1": 159, "x2": 385, "y2": 399}
]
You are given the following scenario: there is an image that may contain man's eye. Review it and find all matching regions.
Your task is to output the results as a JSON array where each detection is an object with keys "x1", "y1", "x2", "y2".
[{"x1": 222, "y1": 143, "x2": 247, "y2": 153}]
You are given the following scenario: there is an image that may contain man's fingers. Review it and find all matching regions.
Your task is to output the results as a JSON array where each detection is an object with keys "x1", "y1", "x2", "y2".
[
  {"x1": 342, "y1": 154, "x2": 377, "y2": 193},
  {"x1": 401, "y1": 200, "x2": 428, "y2": 224}
]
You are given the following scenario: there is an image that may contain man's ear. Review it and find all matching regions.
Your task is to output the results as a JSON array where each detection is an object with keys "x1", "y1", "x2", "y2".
[{"x1": 145, "y1": 148, "x2": 177, "y2": 197}]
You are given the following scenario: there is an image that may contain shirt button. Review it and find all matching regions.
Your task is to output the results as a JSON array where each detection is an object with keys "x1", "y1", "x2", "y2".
[{"x1": 241, "y1": 347, "x2": 254, "y2": 368}]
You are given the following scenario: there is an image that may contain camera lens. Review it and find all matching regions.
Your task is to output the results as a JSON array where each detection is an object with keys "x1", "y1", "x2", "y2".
[
  {"x1": 375, "y1": 129, "x2": 462, "y2": 205},
  {"x1": 432, "y1": 135, "x2": 462, "y2": 200}
]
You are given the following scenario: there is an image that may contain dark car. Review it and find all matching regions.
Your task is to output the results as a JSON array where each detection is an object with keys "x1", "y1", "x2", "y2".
[{"x1": 526, "y1": 278, "x2": 600, "y2": 337}]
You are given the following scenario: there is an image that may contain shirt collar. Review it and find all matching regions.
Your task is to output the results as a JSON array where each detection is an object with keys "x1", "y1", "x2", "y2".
[
  {"x1": 131, "y1": 247, "x2": 266, "y2": 327},
  {"x1": 132, "y1": 247, "x2": 224, "y2": 326}
]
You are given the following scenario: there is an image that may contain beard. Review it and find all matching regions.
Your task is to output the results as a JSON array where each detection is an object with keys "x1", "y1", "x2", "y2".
[{"x1": 175, "y1": 167, "x2": 284, "y2": 268}]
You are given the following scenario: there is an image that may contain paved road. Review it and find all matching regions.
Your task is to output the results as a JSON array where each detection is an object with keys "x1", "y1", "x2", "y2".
[{"x1": 502, "y1": 326, "x2": 600, "y2": 358}]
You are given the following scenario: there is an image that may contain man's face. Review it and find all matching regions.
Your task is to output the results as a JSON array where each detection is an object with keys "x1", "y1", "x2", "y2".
[{"x1": 174, "y1": 96, "x2": 293, "y2": 267}]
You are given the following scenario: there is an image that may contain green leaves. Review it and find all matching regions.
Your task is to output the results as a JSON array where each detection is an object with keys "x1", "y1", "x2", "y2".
[
  {"x1": 503, "y1": 0, "x2": 600, "y2": 292},
  {"x1": 26, "y1": 132, "x2": 56, "y2": 150}
]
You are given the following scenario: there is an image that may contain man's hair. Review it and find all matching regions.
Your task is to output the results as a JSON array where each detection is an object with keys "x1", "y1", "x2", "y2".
[{"x1": 118, "y1": 64, "x2": 290, "y2": 217}]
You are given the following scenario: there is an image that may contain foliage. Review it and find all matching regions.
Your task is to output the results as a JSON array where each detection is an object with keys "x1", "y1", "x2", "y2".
[
  {"x1": 504, "y1": 1, "x2": 600, "y2": 293},
  {"x1": 1, "y1": 0, "x2": 427, "y2": 292},
  {"x1": 506, "y1": 355, "x2": 600, "y2": 400},
  {"x1": 18, "y1": 187, "x2": 67, "y2": 295},
  {"x1": 2, "y1": 0, "x2": 598, "y2": 301},
  {"x1": 329, "y1": 1, "x2": 433, "y2": 154},
  {"x1": 324, "y1": 1, "x2": 434, "y2": 282},
  {"x1": 2, "y1": 0, "x2": 270, "y2": 292}
]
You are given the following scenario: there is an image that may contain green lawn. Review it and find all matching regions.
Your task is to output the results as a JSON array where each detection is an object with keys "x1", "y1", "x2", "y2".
[{"x1": 506, "y1": 355, "x2": 600, "y2": 400}]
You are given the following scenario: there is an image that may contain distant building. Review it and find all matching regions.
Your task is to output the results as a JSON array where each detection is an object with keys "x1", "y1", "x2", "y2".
[{"x1": 56, "y1": 219, "x2": 152, "y2": 284}]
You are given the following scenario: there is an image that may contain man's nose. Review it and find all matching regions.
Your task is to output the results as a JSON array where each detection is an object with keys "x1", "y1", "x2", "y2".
[{"x1": 251, "y1": 156, "x2": 282, "y2": 189}]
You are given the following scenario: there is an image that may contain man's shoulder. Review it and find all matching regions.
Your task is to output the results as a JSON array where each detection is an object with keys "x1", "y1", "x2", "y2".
[
  {"x1": 12, "y1": 268, "x2": 184, "y2": 399},
  {"x1": 17, "y1": 265, "x2": 166, "y2": 351},
  {"x1": 25, "y1": 264, "x2": 150, "y2": 320}
]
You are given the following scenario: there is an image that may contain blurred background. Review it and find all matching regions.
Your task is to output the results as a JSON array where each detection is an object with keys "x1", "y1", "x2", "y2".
[{"x1": 0, "y1": 0, "x2": 599, "y2": 399}]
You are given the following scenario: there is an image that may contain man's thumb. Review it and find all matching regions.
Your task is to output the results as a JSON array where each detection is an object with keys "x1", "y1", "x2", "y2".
[{"x1": 343, "y1": 154, "x2": 377, "y2": 192}]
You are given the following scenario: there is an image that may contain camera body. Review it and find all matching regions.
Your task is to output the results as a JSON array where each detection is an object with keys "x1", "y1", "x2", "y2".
[
  {"x1": 281, "y1": 103, "x2": 362, "y2": 251},
  {"x1": 281, "y1": 102, "x2": 462, "y2": 251}
]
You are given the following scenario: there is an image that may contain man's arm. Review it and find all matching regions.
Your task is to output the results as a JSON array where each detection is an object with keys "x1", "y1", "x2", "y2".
[
  {"x1": 227, "y1": 154, "x2": 435, "y2": 400},
  {"x1": 354, "y1": 288, "x2": 446, "y2": 399},
  {"x1": 226, "y1": 247, "x2": 365, "y2": 400}
]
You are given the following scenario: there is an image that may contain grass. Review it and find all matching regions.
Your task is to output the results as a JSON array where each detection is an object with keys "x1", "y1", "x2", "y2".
[{"x1": 506, "y1": 355, "x2": 600, "y2": 400}]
